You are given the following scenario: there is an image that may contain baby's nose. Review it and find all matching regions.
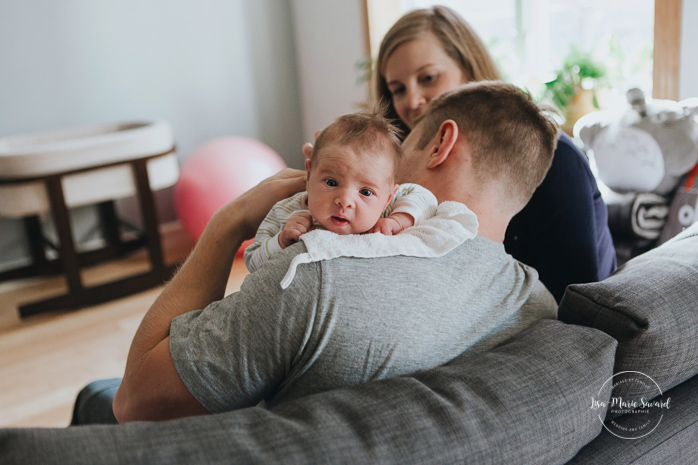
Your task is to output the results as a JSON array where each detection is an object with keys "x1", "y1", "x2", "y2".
[{"x1": 335, "y1": 193, "x2": 354, "y2": 208}]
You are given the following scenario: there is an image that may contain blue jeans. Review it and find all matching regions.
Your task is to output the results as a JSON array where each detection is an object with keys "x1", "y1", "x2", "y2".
[{"x1": 70, "y1": 378, "x2": 121, "y2": 425}]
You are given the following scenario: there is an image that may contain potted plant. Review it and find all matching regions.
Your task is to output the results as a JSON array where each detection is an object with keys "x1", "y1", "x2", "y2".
[{"x1": 544, "y1": 46, "x2": 607, "y2": 134}]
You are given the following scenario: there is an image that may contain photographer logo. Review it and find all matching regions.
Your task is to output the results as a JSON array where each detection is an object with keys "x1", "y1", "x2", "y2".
[{"x1": 590, "y1": 371, "x2": 671, "y2": 440}]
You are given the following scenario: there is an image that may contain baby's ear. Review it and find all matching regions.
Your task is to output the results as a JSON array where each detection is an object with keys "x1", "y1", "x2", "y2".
[
  {"x1": 386, "y1": 184, "x2": 399, "y2": 208},
  {"x1": 305, "y1": 159, "x2": 312, "y2": 187},
  {"x1": 302, "y1": 142, "x2": 313, "y2": 160}
]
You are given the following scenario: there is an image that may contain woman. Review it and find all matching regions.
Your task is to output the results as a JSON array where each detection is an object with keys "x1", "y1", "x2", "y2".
[{"x1": 375, "y1": 5, "x2": 616, "y2": 301}]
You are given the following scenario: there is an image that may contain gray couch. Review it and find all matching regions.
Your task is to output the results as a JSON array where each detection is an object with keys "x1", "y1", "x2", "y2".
[{"x1": 1, "y1": 223, "x2": 697, "y2": 464}]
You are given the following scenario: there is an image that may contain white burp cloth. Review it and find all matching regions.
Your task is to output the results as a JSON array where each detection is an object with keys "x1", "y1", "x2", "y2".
[{"x1": 280, "y1": 201, "x2": 479, "y2": 289}]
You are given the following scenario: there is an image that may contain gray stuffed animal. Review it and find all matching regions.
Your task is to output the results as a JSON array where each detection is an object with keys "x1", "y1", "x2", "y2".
[{"x1": 574, "y1": 89, "x2": 698, "y2": 245}]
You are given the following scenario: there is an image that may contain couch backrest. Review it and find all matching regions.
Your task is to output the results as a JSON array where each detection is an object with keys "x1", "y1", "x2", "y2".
[
  {"x1": 0, "y1": 320, "x2": 617, "y2": 465},
  {"x1": 559, "y1": 222, "x2": 698, "y2": 415}
]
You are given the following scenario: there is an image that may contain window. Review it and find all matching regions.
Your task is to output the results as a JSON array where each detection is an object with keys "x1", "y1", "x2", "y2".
[
  {"x1": 363, "y1": 1, "x2": 680, "y2": 101},
  {"x1": 403, "y1": 1, "x2": 653, "y2": 105}
]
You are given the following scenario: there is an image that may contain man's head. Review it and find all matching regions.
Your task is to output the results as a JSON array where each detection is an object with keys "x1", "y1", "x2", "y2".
[
  {"x1": 400, "y1": 81, "x2": 558, "y2": 217},
  {"x1": 306, "y1": 107, "x2": 403, "y2": 235}
]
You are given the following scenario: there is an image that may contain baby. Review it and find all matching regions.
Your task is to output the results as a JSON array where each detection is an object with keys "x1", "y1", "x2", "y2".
[{"x1": 244, "y1": 107, "x2": 437, "y2": 272}]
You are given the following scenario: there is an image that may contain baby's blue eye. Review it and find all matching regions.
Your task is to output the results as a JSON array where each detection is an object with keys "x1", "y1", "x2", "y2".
[
  {"x1": 360, "y1": 189, "x2": 373, "y2": 197},
  {"x1": 325, "y1": 179, "x2": 337, "y2": 187}
]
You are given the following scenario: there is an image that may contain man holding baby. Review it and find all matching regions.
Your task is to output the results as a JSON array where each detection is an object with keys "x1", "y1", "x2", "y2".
[{"x1": 112, "y1": 80, "x2": 559, "y2": 422}]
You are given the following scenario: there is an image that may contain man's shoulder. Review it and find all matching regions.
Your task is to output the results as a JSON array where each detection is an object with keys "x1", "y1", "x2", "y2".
[
  {"x1": 450, "y1": 236, "x2": 556, "y2": 306},
  {"x1": 251, "y1": 241, "x2": 309, "y2": 273},
  {"x1": 247, "y1": 241, "x2": 324, "y2": 292},
  {"x1": 450, "y1": 234, "x2": 510, "y2": 263},
  {"x1": 315, "y1": 235, "x2": 509, "y2": 281}
]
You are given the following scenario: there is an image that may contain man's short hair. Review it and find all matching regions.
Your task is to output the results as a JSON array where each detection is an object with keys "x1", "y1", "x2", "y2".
[
  {"x1": 312, "y1": 104, "x2": 403, "y2": 179},
  {"x1": 416, "y1": 81, "x2": 559, "y2": 213}
]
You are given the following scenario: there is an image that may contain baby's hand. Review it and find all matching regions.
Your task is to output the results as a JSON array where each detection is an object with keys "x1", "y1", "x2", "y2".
[
  {"x1": 369, "y1": 212, "x2": 415, "y2": 236},
  {"x1": 279, "y1": 212, "x2": 314, "y2": 248}
]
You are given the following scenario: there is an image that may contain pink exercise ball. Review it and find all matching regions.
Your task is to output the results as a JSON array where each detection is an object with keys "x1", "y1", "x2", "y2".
[{"x1": 175, "y1": 137, "x2": 287, "y2": 253}]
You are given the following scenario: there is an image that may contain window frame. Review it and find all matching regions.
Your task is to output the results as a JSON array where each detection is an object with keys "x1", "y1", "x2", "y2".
[{"x1": 653, "y1": 0, "x2": 682, "y2": 99}]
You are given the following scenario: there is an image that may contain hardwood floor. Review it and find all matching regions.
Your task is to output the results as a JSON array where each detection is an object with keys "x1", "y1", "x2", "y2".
[{"x1": 0, "y1": 225, "x2": 250, "y2": 427}]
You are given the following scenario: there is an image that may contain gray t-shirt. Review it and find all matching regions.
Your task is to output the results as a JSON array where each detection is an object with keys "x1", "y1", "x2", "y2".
[{"x1": 170, "y1": 236, "x2": 557, "y2": 413}]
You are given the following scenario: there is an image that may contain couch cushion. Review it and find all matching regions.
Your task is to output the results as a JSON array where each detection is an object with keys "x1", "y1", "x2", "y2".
[
  {"x1": 0, "y1": 320, "x2": 616, "y2": 465},
  {"x1": 558, "y1": 222, "x2": 698, "y2": 408}
]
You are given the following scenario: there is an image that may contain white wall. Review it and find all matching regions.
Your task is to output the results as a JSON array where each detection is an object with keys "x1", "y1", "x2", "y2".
[
  {"x1": 679, "y1": 0, "x2": 698, "y2": 100},
  {"x1": 0, "y1": 0, "x2": 303, "y2": 265},
  {"x1": 0, "y1": 0, "x2": 302, "y2": 164},
  {"x1": 290, "y1": 0, "x2": 368, "y2": 143}
]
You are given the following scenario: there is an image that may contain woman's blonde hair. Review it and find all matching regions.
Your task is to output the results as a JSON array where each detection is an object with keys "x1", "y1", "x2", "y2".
[{"x1": 375, "y1": 5, "x2": 503, "y2": 134}]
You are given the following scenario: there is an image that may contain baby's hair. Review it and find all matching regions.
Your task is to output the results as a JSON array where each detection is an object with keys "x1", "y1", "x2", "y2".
[
  {"x1": 311, "y1": 103, "x2": 403, "y2": 179},
  {"x1": 416, "y1": 81, "x2": 559, "y2": 214}
]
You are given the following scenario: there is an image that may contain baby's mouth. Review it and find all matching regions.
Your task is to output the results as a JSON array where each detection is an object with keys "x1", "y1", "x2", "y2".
[{"x1": 331, "y1": 216, "x2": 349, "y2": 227}]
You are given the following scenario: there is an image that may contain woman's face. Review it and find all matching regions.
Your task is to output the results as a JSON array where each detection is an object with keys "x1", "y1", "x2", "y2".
[{"x1": 384, "y1": 32, "x2": 467, "y2": 129}]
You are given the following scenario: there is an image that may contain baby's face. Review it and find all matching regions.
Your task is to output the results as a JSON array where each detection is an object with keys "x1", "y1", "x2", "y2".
[{"x1": 306, "y1": 143, "x2": 398, "y2": 235}]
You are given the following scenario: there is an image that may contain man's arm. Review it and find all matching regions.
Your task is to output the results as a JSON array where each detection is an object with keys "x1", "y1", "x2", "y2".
[{"x1": 113, "y1": 169, "x2": 306, "y2": 422}]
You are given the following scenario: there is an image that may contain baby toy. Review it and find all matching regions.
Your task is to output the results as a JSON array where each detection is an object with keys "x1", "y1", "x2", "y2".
[{"x1": 574, "y1": 88, "x2": 698, "y2": 259}]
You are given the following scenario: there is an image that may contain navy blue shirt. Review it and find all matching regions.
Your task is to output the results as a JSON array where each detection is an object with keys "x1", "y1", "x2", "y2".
[{"x1": 504, "y1": 132, "x2": 617, "y2": 302}]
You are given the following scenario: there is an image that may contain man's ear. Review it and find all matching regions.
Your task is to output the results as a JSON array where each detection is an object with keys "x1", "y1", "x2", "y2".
[{"x1": 427, "y1": 119, "x2": 459, "y2": 169}]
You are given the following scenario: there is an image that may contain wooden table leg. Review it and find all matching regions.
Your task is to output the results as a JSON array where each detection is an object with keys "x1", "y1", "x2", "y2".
[
  {"x1": 133, "y1": 160, "x2": 165, "y2": 278},
  {"x1": 98, "y1": 200, "x2": 122, "y2": 250},
  {"x1": 24, "y1": 215, "x2": 48, "y2": 268},
  {"x1": 15, "y1": 151, "x2": 179, "y2": 317},
  {"x1": 45, "y1": 176, "x2": 83, "y2": 302}
]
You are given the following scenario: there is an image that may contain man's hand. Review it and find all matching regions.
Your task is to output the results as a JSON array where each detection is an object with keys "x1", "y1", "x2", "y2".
[
  {"x1": 233, "y1": 168, "x2": 307, "y2": 240},
  {"x1": 369, "y1": 212, "x2": 415, "y2": 235},
  {"x1": 279, "y1": 212, "x2": 314, "y2": 248}
]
